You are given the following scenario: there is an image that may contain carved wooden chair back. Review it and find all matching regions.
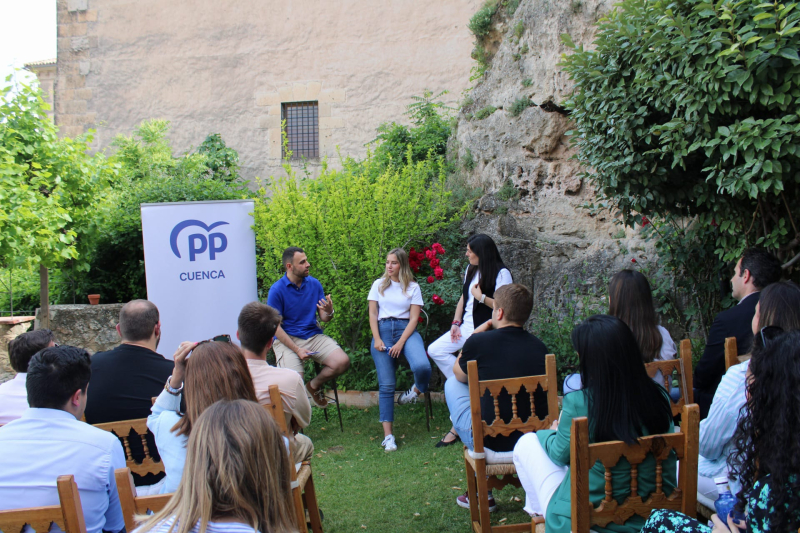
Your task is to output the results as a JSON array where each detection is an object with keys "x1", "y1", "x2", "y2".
[
  {"x1": 0, "y1": 475, "x2": 86, "y2": 533},
  {"x1": 644, "y1": 339, "x2": 694, "y2": 418},
  {"x1": 570, "y1": 403, "x2": 700, "y2": 533},
  {"x1": 465, "y1": 354, "x2": 559, "y2": 533},
  {"x1": 265, "y1": 385, "x2": 323, "y2": 533},
  {"x1": 115, "y1": 467, "x2": 172, "y2": 532},
  {"x1": 724, "y1": 337, "x2": 740, "y2": 371},
  {"x1": 93, "y1": 418, "x2": 164, "y2": 477}
]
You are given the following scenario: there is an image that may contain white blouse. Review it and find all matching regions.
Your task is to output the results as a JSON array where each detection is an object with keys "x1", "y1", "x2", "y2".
[
  {"x1": 462, "y1": 267, "x2": 513, "y2": 327},
  {"x1": 368, "y1": 279, "x2": 424, "y2": 320}
]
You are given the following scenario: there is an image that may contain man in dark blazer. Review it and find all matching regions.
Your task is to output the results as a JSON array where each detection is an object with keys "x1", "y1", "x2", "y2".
[{"x1": 694, "y1": 248, "x2": 782, "y2": 418}]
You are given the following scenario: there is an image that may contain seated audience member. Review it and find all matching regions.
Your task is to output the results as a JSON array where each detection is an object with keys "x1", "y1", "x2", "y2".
[
  {"x1": 563, "y1": 269, "x2": 676, "y2": 393},
  {"x1": 694, "y1": 247, "x2": 781, "y2": 418},
  {"x1": 513, "y1": 315, "x2": 676, "y2": 532},
  {"x1": 0, "y1": 346, "x2": 125, "y2": 533},
  {"x1": 0, "y1": 328, "x2": 55, "y2": 424},
  {"x1": 133, "y1": 400, "x2": 295, "y2": 533},
  {"x1": 446, "y1": 283, "x2": 549, "y2": 512},
  {"x1": 148, "y1": 339, "x2": 258, "y2": 494},
  {"x1": 85, "y1": 299, "x2": 173, "y2": 487},
  {"x1": 237, "y1": 301, "x2": 314, "y2": 462},
  {"x1": 697, "y1": 280, "x2": 800, "y2": 508},
  {"x1": 85, "y1": 299, "x2": 174, "y2": 423},
  {"x1": 642, "y1": 330, "x2": 800, "y2": 533}
]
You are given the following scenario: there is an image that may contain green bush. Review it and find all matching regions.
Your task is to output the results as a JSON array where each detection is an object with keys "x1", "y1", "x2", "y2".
[
  {"x1": 496, "y1": 179, "x2": 519, "y2": 201},
  {"x1": 468, "y1": 1, "x2": 499, "y2": 38},
  {"x1": 509, "y1": 97, "x2": 533, "y2": 117},
  {"x1": 514, "y1": 20, "x2": 525, "y2": 39},
  {"x1": 197, "y1": 133, "x2": 240, "y2": 182},
  {"x1": 520, "y1": 42, "x2": 529, "y2": 55},
  {"x1": 470, "y1": 44, "x2": 491, "y2": 81},
  {"x1": 522, "y1": 78, "x2": 533, "y2": 87},
  {"x1": 462, "y1": 147, "x2": 476, "y2": 172},
  {"x1": 475, "y1": 106, "x2": 497, "y2": 120},
  {"x1": 504, "y1": 0, "x2": 521, "y2": 16}
]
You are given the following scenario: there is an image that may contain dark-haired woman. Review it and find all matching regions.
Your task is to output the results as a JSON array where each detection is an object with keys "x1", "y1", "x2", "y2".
[
  {"x1": 563, "y1": 269, "x2": 675, "y2": 393},
  {"x1": 425, "y1": 234, "x2": 512, "y2": 446},
  {"x1": 697, "y1": 280, "x2": 800, "y2": 508},
  {"x1": 642, "y1": 329, "x2": 800, "y2": 533},
  {"x1": 513, "y1": 315, "x2": 676, "y2": 533}
]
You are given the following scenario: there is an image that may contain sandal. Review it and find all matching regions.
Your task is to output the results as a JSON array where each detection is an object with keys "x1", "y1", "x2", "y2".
[{"x1": 435, "y1": 430, "x2": 461, "y2": 448}]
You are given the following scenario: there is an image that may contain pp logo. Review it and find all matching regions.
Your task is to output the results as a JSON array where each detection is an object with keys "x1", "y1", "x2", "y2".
[{"x1": 170, "y1": 220, "x2": 229, "y2": 262}]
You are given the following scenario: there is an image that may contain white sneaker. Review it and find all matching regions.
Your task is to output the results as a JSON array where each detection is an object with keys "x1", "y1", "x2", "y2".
[
  {"x1": 381, "y1": 434, "x2": 397, "y2": 452},
  {"x1": 397, "y1": 387, "x2": 420, "y2": 405}
]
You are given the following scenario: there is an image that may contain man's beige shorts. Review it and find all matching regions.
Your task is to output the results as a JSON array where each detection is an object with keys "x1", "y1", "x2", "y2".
[{"x1": 273, "y1": 334, "x2": 342, "y2": 376}]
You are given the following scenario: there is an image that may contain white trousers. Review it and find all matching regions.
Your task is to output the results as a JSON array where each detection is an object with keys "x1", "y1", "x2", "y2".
[
  {"x1": 513, "y1": 432, "x2": 568, "y2": 516},
  {"x1": 427, "y1": 322, "x2": 474, "y2": 380}
]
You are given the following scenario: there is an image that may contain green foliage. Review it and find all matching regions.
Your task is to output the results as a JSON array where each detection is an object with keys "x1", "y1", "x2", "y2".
[
  {"x1": 371, "y1": 90, "x2": 453, "y2": 170},
  {"x1": 68, "y1": 120, "x2": 249, "y2": 303},
  {"x1": 520, "y1": 42, "x2": 529, "y2": 55},
  {"x1": 197, "y1": 133, "x2": 241, "y2": 182},
  {"x1": 0, "y1": 266, "x2": 39, "y2": 315},
  {"x1": 514, "y1": 20, "x2": 525, "y2": 38},
  {"x1": 522, "y1": 78, "x2": 533, "y2": 87},
  {"x1": 470, "y1": 44, "x2": 491, "y2": 81},
  {"x1": 504, "y1": 0, "x2": 521, "y2": 16},
  {"x1": 462, "y1": 147, "x2": 476, "y2": 172},
  {"x1": 468, "y1": 0, "x2": 499, "y2": 38},
  {"x1": 512, "y1": 53, "x2": 522, "y2": 61},
  {"x1": 509, "y1": 97, "x2": 533, "y2": 117},
  {"x1": 561, "y1": 0, "x2": 800, "y2": 266},
  {"x1": 496, "y1": 179, "x2": 519, "y2": 201},
  {"x1": 0, "y1": 78, "x2": 115, "y2": 272},
  {"x1": 254, "y1": 153, "x2": 457, "y2": 390},
  {"x1": 475, "y1": 106, "x2": 497, "y2": 120}
]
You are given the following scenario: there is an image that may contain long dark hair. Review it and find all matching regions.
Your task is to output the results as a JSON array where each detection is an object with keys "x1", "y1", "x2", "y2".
[
  {"x1": 728, "y1": 330, "x2": 800, "y2": 531},
  {"x1": 608, "y1": 270, "x2": 663, "y2": 363},
  {"x1": 572, "y1": 315, "x2": 672, "y2": 443},
  {"x1": 465, "y1": 234, "x2": 506, "y2": 294},
  {"x1": 751, "y1": 281, "x2": 800, "y2": 352}
]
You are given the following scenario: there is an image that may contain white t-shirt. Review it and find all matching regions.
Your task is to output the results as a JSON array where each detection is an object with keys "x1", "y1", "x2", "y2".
[
  {"x1": 367, "y1": 278, "x2": 424, "y2": 319},
  {"x1": 462, "y1": 267, "x2": 513, "y2": 327},
  {"x1": 657, "y1": 326, "x2": 677, "y2": 361}
]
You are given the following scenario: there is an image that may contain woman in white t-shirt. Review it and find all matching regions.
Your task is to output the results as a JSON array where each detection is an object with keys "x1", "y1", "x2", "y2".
[
  {"x1": 368, "y1": 247, "x2": 430, "y2": 452},
  {"x1": 427, "y1": 233, "x2": 512, "y2": 447}
]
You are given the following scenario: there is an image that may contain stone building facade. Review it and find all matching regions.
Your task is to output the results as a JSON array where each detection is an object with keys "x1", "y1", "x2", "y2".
[{"x1": 49, "y1": 0, "x2": 481, "y2": 179}]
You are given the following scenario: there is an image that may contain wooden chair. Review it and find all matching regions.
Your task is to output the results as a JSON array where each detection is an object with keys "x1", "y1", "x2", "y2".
[
  {"x1": 724, "y1": 336, "x2": 742, "y2": 370},
  {"x1": 0, "y1": 475, "x2": 87, "y2": 533},
  {"x1": 93, "y1": 418, "x2": 165, "y2": 477},
  {"x1": 644, "y1": 339, "x2": 694, "y2": 418},
  {"x1": 465, "y1": 354, "x2": 560, "y2": 533},
  {"x1": 534, "y1": 403, "x2": 699, "y2": 533},
  {"x1": 265, "y1": 385, "x2": 323, "y2": 533},
  {"x1": 115, "y1": 467, "x2": 172, "y2": 531}
]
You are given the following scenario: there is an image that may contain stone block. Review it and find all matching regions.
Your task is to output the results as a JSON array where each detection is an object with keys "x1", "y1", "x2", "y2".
[
  {"x1": 35, "y1": 304, "x2": 123, "y2": 355},
  {"x1": 79, "y1": 61, "x2": 90, "y2": 76},
  {"x1": 319, "y1": 88, "x2": 346, "y2": 103},
  {"x1": 71, "y1": 23, "x2": 87, "y2": 36},
  {"x1": 67, "y1": 0, "x2": 88, "y2": 12},
  {"x1": 62, "y1": 100, "x2": 87, "y2": 114},
  {"x1": 292, "y1": 84, "x2": 307, "y2": 101},
  {"x1": 278, "y1": 86, "x2": 293, "y2": 102},
  {"x1": 269, "y1": 139, "x2": 282, "y2": 159},
  {"x1": 79, "y1": 9, "x2": 98, "y2": 22},
  {"x1": 318, "y1": 102, "x2": 331, "y2": 117},
  {"x1": 320, "y1": 116, "x2": 344, "y2": 129},
  {"x1": 74, "y1": 88, "x2": 92, "y2": 99},
  {"x1": 258, "y1": 116, "x2": 280, "y2": 129},
  {"x1": 255, "y1": 92, "x2": 278, "y2": 107},
  {"x1": 0, "y1": 318, "x2": 35, "y2": 381},
  {"x1": 306, "y1": 81, "x2": 321, "y2": 99},
  {"x1": 58, "y1": 24, "x2": 70, "y2": 37},
  {"x1": 268, "y1": 105, "x2": 281, "y2": 116},
  {"x1": 71, "y1": 36, "x2": 89, "y2": 51}
]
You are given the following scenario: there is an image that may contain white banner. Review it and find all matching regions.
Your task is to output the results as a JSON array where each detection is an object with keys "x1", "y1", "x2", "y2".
[{"x1": 141, "y1": 200, "x2": 258, "y2": 359}]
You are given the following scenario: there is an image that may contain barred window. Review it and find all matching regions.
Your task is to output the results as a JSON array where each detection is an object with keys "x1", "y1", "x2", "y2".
[{"x1": 282, "y1": 101, "x2": 319, "y2": 159}]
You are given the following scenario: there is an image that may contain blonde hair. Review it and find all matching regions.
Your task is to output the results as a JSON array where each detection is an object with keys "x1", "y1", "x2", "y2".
[
  {"x1": 136, "y1": 400, "x2": 296, "y2": 533},
  {"x1": 378, "y1": 248, "x2": 416, "y2": 297}
]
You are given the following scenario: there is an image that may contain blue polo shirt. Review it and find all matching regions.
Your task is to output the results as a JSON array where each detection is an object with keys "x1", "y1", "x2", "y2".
[{"x1": 267, "y1": 274, "x2": 325, "y2": 339}]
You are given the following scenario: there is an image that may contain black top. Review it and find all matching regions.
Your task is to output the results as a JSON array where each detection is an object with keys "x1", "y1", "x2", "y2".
[
  {"x1": 85, "y1": 343, "x2": 174, "y2": 486},
  {"x1": 693, "y1": 292, "x2": 759, "y2": 419},
  {"x1": 462, "y1": 264, "x2": 509, "y2": 329},
  {"x1": 459, "y1": 326, "x2": 549, "y2": 452}
]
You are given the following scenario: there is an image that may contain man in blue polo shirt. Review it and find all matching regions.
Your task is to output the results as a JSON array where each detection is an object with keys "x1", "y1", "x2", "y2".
[{"x1": 267, "y1": 246, "x2": 351, "y2": 407}]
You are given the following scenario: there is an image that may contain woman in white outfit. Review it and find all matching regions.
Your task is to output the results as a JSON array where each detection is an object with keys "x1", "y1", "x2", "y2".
[{"x1": 425, "y1": 234, "x2": 512, "y2": 446}]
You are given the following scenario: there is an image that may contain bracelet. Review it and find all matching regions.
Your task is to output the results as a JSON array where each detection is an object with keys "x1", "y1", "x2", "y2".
[
  {"x1": 164, "y1": 375, "x2": 184, "y2": 396},
  {"x1": 480, "y1": 294, "x2": 486, "y2": 305},
  {"x1": 452, "y1": 320, "x2": 462, "y2": 326}
]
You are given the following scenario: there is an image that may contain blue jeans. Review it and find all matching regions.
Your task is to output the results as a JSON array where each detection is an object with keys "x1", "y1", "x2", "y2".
[
  {"x1": 444, "y1": 376, "x2": 474, "y2": 449},
  {"x1": 370, "y1": 318, "x2": 431, "y2": 423}
]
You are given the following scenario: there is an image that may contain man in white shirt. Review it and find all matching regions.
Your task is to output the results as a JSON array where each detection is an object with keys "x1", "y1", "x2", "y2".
[
  {"x1": 0, "y1": 328, "x2": 55, "y2": 424},
  {"x1": 237, "y1": 301, "x2": 314, "y2": 462},
  {"x1": 0, "y1": 345, "x2": 126, "y2": 533}
]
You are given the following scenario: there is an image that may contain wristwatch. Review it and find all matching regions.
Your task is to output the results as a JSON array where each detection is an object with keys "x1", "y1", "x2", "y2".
[
  {"x1": 480, "y1": 294, "x2": 486, "y2": 304},
  {"x1": 164, "y1": 375, "x2": 184, "y2": 395}
]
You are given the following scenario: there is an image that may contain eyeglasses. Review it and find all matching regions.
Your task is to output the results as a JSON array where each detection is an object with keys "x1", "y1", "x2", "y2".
[
  {"x1": 759, "y1": 325, "x2": 783, "y2": 347},
  {"x1": 193, "y1": 334, "x2": 233, "y2": 349}
]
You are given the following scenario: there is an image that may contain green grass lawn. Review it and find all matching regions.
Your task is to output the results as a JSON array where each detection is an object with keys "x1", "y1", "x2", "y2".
[{"x1": 302, "y1": 401, "x2": 530, "y2": 533}]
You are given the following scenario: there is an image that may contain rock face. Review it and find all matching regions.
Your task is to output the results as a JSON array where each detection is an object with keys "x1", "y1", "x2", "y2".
[
  {"x1": 35, "y1": 304, "x2": 123, "y2": 355},
  {"x1": 455, "y1": 0, "x2": 653, "y2": 304},
  {"x1": 0, "y1": 318, "x2": 35, "y2": 384}
]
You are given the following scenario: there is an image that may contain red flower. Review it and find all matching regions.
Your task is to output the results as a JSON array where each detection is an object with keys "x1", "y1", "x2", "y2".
[
  {"x1": 429, "y1": 257, "x2": 440, "y2": 268},
  {"x1": 411, "y1": 263, "x2": 420, "y2": 273},
  {"x1": 416, "y1": 251, "x2": 426, "y2": 262},
  {"x1": 432, "y1": 294, "x2": 444, "y2": 305},
  {"x1": 418, "y1": 316, "x2": 424, "y2": 323},
  {"x1": 427, "y1": 275, "x2": 435, "y2": 284},
  {"x1": 433, "y1": 243, "x2": 445, "y2": 255},
  {"x1": 631, "y1": 258, "x2": 637, "y2": 263},
  {"x1": 641, "y1": 216, "x2": 649, "y2": 227},
  {"x1": 425, "y1": 249, "x2": 436, "y2": 260},
  {"x1": 434, "y1": 267, "x2": 444, "y2": 280},
  {"x1": 409, "y1": 247, "x2": 416, "y2": 255},
  {"x1": 423, "y1": 246, "x2": 431, "y2": 253},
  {"x1": 711, "y1": 218, "x2": 718, "y2": 227}
]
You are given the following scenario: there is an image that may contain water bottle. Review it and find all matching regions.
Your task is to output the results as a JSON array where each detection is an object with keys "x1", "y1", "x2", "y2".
[{"x1": 714, "y1": 477, "x2": 745, "y2": 523}]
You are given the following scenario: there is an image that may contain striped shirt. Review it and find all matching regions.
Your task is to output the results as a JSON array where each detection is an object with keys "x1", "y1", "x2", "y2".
[
  {"x1": 698, "y1": 359, "x2": 749, "y2": 494},
  {"x1": 135, "y1": 518, "x2": 258, "y2": 533}
]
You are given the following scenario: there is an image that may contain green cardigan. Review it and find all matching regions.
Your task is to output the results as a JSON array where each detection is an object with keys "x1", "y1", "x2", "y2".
[{"x1": 536, "y1": 390, "x2": 677, "y2": 533}]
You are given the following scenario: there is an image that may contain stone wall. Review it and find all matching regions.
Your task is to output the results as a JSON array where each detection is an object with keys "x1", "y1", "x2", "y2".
[
  {"x1": 454, "y1": 0, "x2": 657, "y2": 313},
  {"x1": 0, "y1": 318, "x2": 35, "y2": 384},
  {"x1": 54, "y1": 0, "x2": 481, "y2": 179},
  {"x1": 35, "y1": 304, "x2": 123, "y2": 355}
]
